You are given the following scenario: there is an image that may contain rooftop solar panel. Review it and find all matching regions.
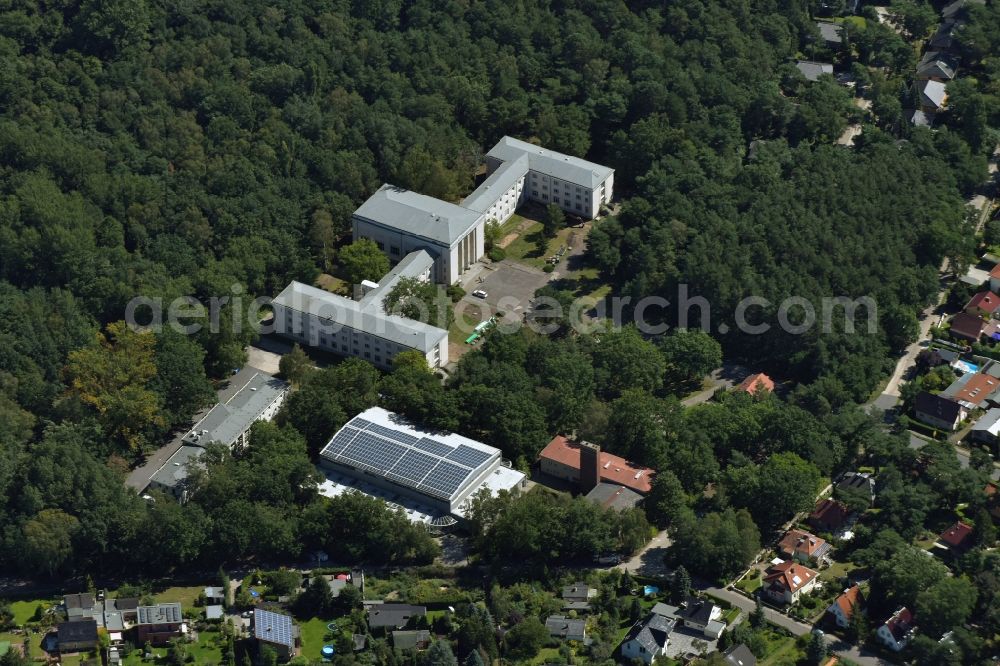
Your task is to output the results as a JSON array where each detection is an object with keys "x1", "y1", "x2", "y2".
[
  {"x1": 385, "y1": 450, "x2": 438, "y2": 487},
  {"x1": 446, "y1": 444, "x2": 492, "y2": 469},
  {"x1": 338, "y1": 436, "x2": 406, "y2": 473},
  {"x1": 322, "y1": 426, "x2": 361, "y2": 457},
  {"x1": 364, "y1": 422, "x2": 421, "y2": 446},
  {"x1": 419, "y1": 461, "x2": 470, "y2": 499},
  {"x1": 254, "y1": 609, "x2": 295, "y2": 649},
  {"x1": 414, "y1": 437, "x2": 454, "y2": 457},
  {"x1": 349, "y1": 417, "x2": 374, "y2": 429}
]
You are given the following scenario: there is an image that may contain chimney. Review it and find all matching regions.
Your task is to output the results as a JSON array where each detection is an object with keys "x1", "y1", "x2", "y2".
[{"x1": 579, "y1": 441, "x2": 601, "y2": 493}]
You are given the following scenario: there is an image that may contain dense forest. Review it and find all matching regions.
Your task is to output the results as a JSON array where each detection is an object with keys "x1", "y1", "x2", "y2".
[{"x1": 0, "y1": 0, "x2": 999, "y2": 579}]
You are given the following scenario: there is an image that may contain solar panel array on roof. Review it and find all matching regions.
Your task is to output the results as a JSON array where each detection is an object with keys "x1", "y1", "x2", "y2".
[
  {"x1": 320, "y1": 409, "x2": 500, "y2": 502},
  {"x1": 254, "y1": 609, "x2": 295, "y2": 650},
  {"x1": 447, "y1": 445, "x2": 492, "y2": 468}
]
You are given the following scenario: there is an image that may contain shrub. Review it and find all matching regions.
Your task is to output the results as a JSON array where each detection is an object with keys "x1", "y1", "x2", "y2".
[
  {"x1": 488, "y1": 247, "x2": 506, "y2": 262},
  {"x1": 447, "y1": 285, "x2": 466, "y2": 302},
  {"x1": 543, "y1": 264, "x2": 554, "y2": 273}
]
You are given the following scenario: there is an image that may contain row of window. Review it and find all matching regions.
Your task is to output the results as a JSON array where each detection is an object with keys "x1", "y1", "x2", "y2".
[
  {"x1": 529, "y1": 191, "x2": 588, "y2": 212},
  {"x1": 529, "y1": 173, "x2": 587, "y2": 195}
]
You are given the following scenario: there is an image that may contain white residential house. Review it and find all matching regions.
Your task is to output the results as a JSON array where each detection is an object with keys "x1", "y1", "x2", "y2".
[
  {"x1": 826, "y1": 585, "x2": 863, "y2": 628},
  {"x1": 762, "y1": 562, "x2": 819, "y2": 605},
  {"x1": 619, "y1": 614, "x2": 674, "y2": 665},
  {"x1": 876, "y1": 607, "x2": 915, "y2": 652}
]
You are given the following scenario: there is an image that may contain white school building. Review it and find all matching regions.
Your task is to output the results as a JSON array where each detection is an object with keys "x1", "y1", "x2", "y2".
[{"x1": 353, "y1": 137, "x2": 614, "y2": 285}]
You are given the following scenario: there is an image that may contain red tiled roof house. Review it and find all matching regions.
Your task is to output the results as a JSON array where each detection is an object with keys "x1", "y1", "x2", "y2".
[
  {"x1": 826, "y1": 585, "x2": 864, "y2": 628},
  {"x1": 537, "y1": 436, "x2": 654, "y2": 494},
  {"x1": 762, "y1": 562, "x2": 818, "y2": 605},
  {"x1": 808, "y1": 499, "x2": 849, "y2": 533},
  {"x1": 965, "y1": 291, "x2": 1000, "y2": 318},
  {"x1": 777, "y1": 529, "x2": 831, "y2": 563}
]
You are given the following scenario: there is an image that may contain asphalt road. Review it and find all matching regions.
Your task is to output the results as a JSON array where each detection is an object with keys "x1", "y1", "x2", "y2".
[{"x1": 704, "y1": 586, "x2": 894, "y2": 666}]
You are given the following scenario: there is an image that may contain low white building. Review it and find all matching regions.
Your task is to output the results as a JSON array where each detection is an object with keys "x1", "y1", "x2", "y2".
[
  {"x1": 318, "y1": 407, "x2": 525, "y2": 523},
  {"x1": 272, "y1": 251, "x2": 449, "y2": 369},
  {"x1": 146, "y1": 370, "x2": 289, "y2": 501}
]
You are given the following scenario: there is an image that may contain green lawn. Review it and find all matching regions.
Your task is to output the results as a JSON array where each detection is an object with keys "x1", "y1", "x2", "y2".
[
  {"x1": 10, "y1": 599, "x2": 51, "y2": 625},
  {"x1": 187, "y1": 629, "x2": 223, "y2": 665},
  {"x1": 501, "y1": 220, "x2": 546, "y2": 267},
  {"x1": 531, "y1": 647, "x2": 564, "y2": 664},
  {"x1": 299, "y1": 616, "x2": 338, "y2": 661},
  {"x1": 736, "y1": 574, "x2": 762, "y2": 595},
  {"x1": 155, "y1": 586, "x2": 203, "y2": 608},
  {"x1": 820, "y1": 559, "x2": 858, "y2": 584}
]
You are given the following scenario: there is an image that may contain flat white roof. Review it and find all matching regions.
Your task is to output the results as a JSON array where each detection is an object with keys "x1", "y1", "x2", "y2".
[{"x1": 318, "y1": 469, "x2": 439, "y2": 524}]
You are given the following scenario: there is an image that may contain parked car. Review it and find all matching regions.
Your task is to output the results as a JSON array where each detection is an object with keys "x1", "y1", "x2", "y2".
[{"x1": 472, "y1": 289, "x2": 488, "y2": 299}]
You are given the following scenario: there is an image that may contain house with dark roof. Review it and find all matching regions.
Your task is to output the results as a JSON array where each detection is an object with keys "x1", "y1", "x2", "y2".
[
  {"x1": 809, "y1": 498, "x2": 850, "y2": 533},
  {"x1": 64, "y1": 593, "x2": 96, "y2": 620},
  {"x1": 58, "y1": 619, "x2": 99, "y2": 652},
  {"x1": 949, "y1": 312, "x2": 987, "y2": 343},
  {"x1": 677, "y1": 597, "x2": 725, "y2": 639},
  {"x1": 562, "y1": 582, "x2": 597, "y2": 603},
  {"x1": 876, "y1": 607, "x2": 915, "y2": 652},
  {"x1": 916, "y1": 51, "x2": 960, "y2": 82},
  {"x1": 827, "y1": 585, "x2": 864, "y2": 628},
  {"x1": 135, "y1": 603, "x2": 183, "y2": 645},
  {"x1": 836, "y1": 471, "x2": 877, "y2": 508},
  {"x1": 941, "y1": 0, "x2": 985, "y2": 20},
  {"x1": 619, "y1": 613, "x2": 675, "y2": 664},
  {"x1": 584, "y1": 482, "x2": 644, "y2": 511},
  {"x1": 913, "y1": 391, "x2": 966, "y2": 431},
  {"x1": 916, "y1": 79, "x2": 948, "y2": 112},
  {"x1": 366, "y1": 604, "x2": 426, "y2": 631},
  {"x1": 253, "y1": 609, "x2": 300, "y2": 661},
  {"x1": 796, "y1": 61, "x2": 834, "y2": 82},
  {"x1": 816, "y1": 21, "x2": 843, "y2": 48},
  {"x1": 938, "y1": 520, "x2": 974, "y2": 554},
  {"x1": 545, "y1": 615, "x2": 587, "y2": 642},
  {"x1": 391, "y1": 630, "x2": 431, "y2": 651},
  {"x1": 723, "y1": 643, "x2": 757, "y2": 666},
  {"x1": 762, "y1": 562, "x2": 819, "y2": 605},
  {"x1": 777, "y1": 529, "x2": 831, "y2": 564}
]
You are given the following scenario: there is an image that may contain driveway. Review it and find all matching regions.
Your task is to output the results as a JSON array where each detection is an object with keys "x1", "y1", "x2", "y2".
[
  {"x1": 617, "y1": 529, "x2": 672, "y2": 576},
  {"x1": 681, "y1": 364, "x2": 747, "y2": 407}
]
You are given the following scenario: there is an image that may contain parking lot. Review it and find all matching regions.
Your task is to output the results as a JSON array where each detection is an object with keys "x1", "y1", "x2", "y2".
[{"x1": 453, "y1": 260, "x2": 551, "y2": 337}]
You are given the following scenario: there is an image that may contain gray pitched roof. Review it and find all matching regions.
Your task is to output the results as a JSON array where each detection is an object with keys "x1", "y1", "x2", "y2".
[
  {"x1": 972, "y1": 408, "x2": 1000, "y2": 435},
  {"x1": 585, "y1": 482, "x2": 644, "y2": 511},
  {"x1": 917, "y1": 51, "x2": 959, "y2": 80},
  {"x1": 136, "y1": 603, "x2": 182, "y2": 625},
  {"x1": 724, "y1": 643, "x2": 757, "y2": 666},
  {"x1": 486, "y1": 136, "x2": 613, "y2": 189},
  {"x1": 357, "y1": 250, "x2": 435, "y2": 312},
  {"x1": 366, "y1": 604, "x2": 426, "y2": 629},
  {"x1": 461, "y1": 154, "x2": 530, "y2": 213},
  {"x1": 58, "y1": 619, "x2": 98, "y2": 644},
  {"x1": 272, "y1": 281, "x2": 448, "y2": 353},
  {"x1": 545, "y1": 615, "x2": 586, "y2": 640},
  {"x1": 942, "y1": 0, "x2": 984, "y2": 19},
  {"x1": 391, "y1": 629, "x2": 430, "y2": 650},
  {"x1": 561, "y1": 583, "x2": 593, "y2": 601},
  {"x1": 679, "y1": 597, "x2": 717, "y2": 625},
  {"x1": 908, "y1": 109, "x2": 936, "y2": 127},
  {"x1": 354, "y1": 184, "x2": 482, "y2": 246},
  {"x1": 64, "y1": 593, "x2": 96, "y2": 611},
  {"x1": 796, "y1": 61, "x2": 834, "y2": 82},
  {"x1": 816, "y1": 21, "x2": 843, "y2": 44},
  {"x1": 182, "y1": 372, "x2": 288, "y2": 447},
  {"x1": 623, "y1": 614, "x2": 674, "y2": 654},
  {"x1": 917, "y1": 79, "x2": 948, "y2": 109}
]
